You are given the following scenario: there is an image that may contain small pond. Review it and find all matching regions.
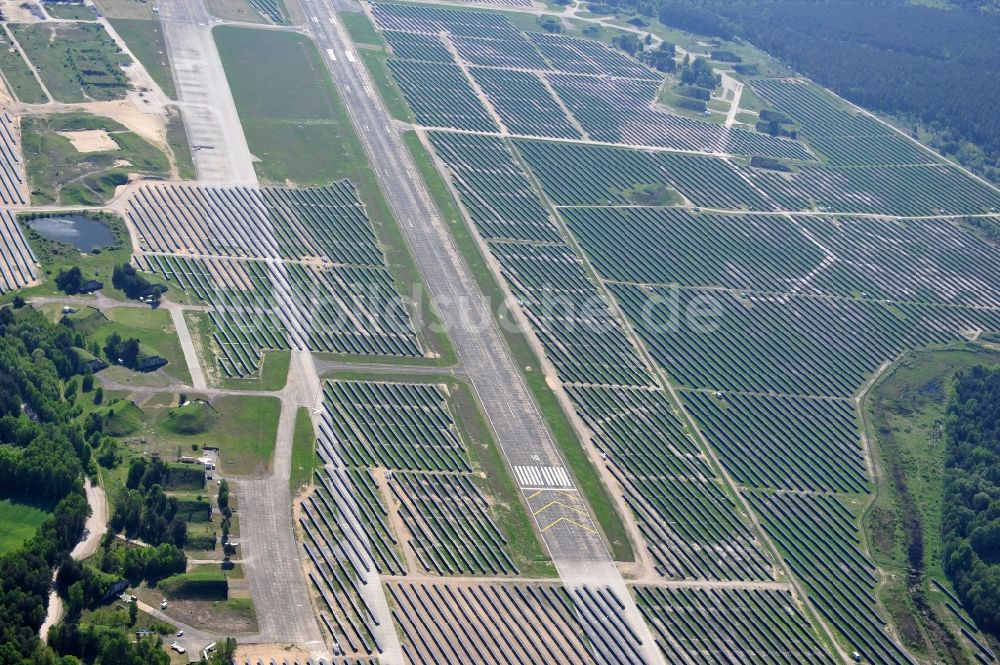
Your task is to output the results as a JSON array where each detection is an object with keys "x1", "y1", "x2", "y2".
[{"x1": 27, "y1": 215, "x2": 115, "y2": 252}]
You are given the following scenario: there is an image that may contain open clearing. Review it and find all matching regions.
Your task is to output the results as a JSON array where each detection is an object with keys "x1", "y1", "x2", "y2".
[
  {"x1": 21, "y1": 112, "x2": 169, "y2": 205},
  {"x1": 56, "y1": 129, "x2": 120, "y2": 153},
  {"x1": 214, "y1": 26, "x2": 370, "y2": 186},
  {"x1": 0, "y1": 495, "x2": 52, "y2": 554}
]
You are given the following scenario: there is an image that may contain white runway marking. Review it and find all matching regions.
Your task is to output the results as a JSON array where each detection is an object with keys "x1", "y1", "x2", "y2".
[
  {"x1": 514, "y1": 465, "x2": 572, "y2": 488},
  {"x1": 344, "y1": 50, "x2": 356, "y2": 63},
  {"x1": 326, "y1": 48, "x2": 336, "y2": 61}
]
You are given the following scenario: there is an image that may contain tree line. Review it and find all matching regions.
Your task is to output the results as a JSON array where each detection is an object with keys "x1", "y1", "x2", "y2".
[{"x1": 942, "y1": 365, "x2": 1000, "y2": 637}]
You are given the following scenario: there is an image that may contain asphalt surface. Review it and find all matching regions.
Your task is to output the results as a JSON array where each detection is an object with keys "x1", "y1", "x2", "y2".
[
  {"x1": 297, "y1": 3, "x2": 664, "y2": 663},
  {"x1": 158, "y1": 0, "x2": 330, "y2": 650},
  {"x1": 159, "y1": 0, "x2": 258, "y2": 185},
  {"x1": 163, "y1": 301, "x2": 208, "y2": 390}
]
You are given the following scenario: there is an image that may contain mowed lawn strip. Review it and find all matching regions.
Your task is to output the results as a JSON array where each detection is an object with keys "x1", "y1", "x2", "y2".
[
  {"x1": 289, "y1": 406, "x2": 316, "y2": 495},
  {"x1": 357, "y1": 47, "x2": 414, "y2": 123}
]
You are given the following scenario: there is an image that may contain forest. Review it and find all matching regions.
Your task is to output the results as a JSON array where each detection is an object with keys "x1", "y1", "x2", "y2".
[
  {"x1": 617, "y1": 0, "x2": 1000, "y2": 181},
  {"x1": 942, "y1": 365, "x2": 1000, "y2": 636},
  {"x1": 0, "y1": 305, "x2": 172, "y2": 664}
]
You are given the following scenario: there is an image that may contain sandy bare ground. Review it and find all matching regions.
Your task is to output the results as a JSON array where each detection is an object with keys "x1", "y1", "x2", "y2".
[
  {"x1": 57, "y1": 128, "x2": 120, "y2": 152},
  {"x1": 0, "y1": 71, "x2": 13, "y2": 105},
  {"x1": 81, "y1": 99, "x2": 167, "y2": 149},
  {"x1": 0, "y1": 0, "x2": 45, "y2": 22},
  {"x1": 12, "y1": 99, "x2": 169, "y2": 151},
  {"x1": 236, "y1": 644, "x2": 313, "y2": 662},
  {"x1": 40, "y1": 479, "x2": 108, "y2": 642},
  {"x1": 73, "y1": 479, "x2": 109, "y2": 559}
]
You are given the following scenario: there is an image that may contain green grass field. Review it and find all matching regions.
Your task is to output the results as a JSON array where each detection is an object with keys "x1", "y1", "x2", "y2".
[
  {"x1": 0, "y1": 495, "x2": 53, "y2": 554},
  {"x1": 20, "y1": 112, "x2": 170, "y2": 206},
  {"x1": 214, "y1": 27, "x2": 365, "y2": 186},
  {"x1": 211, "y1": 395, "x2": 280, "y2": 476},
  {"x1": 109, "y1": 18, "x2": 176, "y2": 99},
  {"x1": 44, "y1": 3, "x2": 97, "y2": 19},
  {"x1": 88, "y1": 306, "x2": 192, "y2": 385},
  {"x1": 98, "y1": 399, "x2": 146, "y2": 437},
  {"x1": 154, "y1": 395, "x2": 280, "y2": 476},
  {"x1": 338, "y1": 11, "x2": 381, "y2": 45},
  {"x1": 0, "y1": 30, "x2": 47, "y2": 103},
  {"x1": 401, "y1": 131, "x2": 634, "y2": 562},
  {"x1": 864, "y1": 343, "x2": 1000, "y2": 657},
  {"x1": 289, "y1": 407, "x2": 316, "y2": 495},
  {"x1": 157, "y1": 566, "x2": 228, "y2": 599},
  {"x1": 11, "y1": 22, "x2": 130, "y2": 102}
]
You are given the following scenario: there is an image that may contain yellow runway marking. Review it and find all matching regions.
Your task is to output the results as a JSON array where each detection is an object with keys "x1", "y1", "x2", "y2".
[
  {"x1": 532, "y1": 500, "x2": 590, "y2": 519},
  {"x1": 540, "y1": 516, "x2": 598, "y2": 534}
]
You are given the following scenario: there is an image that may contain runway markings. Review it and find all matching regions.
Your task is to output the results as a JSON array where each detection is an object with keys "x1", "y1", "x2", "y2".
[
  {"x1": 513, "y1": 465, "x2": 572, "y2": 488},
  {"x1": 540, "y1": 516, "x2": 598, "y2": 533},
  {"x1": 526, "y1": 488, "x2": 577, "y2": 500},
  {"x1": 326, "y1": 48, "x2": 336, "y2": 61},
  {"x1": 532, "y1": 500, "x2": 590, "y2": 519},
  {"x1": 344, "y1": 49, "x2": 356, "y2": 63}
]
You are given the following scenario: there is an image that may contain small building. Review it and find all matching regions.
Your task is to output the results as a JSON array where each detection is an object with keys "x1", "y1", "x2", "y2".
[
  {"x1": 80, "y1": 280, "x2": 104, "y2": 293},
  {"x1": 84, "y1": 358, "x2": 109, "y2": 373},
  {"x1": 136, "y1": 355, "x2": 167, "y2": 372},
  {"x1": 101, "y1": 579, "x2": 128, "y2": 604},
  {"x1": 73, "y1": 347, "x2": 108, "y2": 373}
]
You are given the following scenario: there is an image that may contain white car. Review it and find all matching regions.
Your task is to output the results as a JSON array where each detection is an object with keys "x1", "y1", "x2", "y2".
[
  {"x1": 176, "y1": 630, "x2": 184, "y2": 637},
  {"x1": 160, "y1": 600, "x2": 167, "y2": 610},
  {"x1": 170, "y1": 642, "x2": 186, "y2": 654}
]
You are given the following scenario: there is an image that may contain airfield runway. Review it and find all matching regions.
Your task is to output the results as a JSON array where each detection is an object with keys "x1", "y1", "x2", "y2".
[{"x1": 296, "y1": 2, "x2": 664, "y2": 662}]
